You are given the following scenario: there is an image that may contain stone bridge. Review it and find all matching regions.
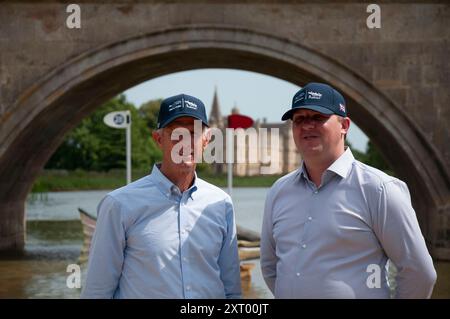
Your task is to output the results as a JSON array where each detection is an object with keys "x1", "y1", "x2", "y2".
[{"x1": 0, "y1": 1, "x2": 449, "y2": 259}]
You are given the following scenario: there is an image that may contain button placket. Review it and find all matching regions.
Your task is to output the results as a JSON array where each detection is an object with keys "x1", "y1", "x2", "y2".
[
  {"x1": 178, "y1": 200, "x2": 188, "y2": 298},
  {"x1": 301, "y1": 205, "x2": 314, "y2": 248}
]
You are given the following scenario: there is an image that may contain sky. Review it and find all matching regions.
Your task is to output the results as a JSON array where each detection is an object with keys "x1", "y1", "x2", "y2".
[{"x1": 124, "y1": 69, "x2": 369, "y2": 152}]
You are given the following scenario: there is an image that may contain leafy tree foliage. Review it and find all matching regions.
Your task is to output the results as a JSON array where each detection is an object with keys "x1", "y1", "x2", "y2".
[
  {"x1": 46, "y1": 95, "x2": 162, "y2": 171},
  {"x1": 47, "y1": 94, "x2": 393, "y2": 178},
  {"x1": 347, "y1": 140, "x2": 394, "y2": 175},
  {"x1": 139, "y1": 99, "x2": 162, "y2": 130}
]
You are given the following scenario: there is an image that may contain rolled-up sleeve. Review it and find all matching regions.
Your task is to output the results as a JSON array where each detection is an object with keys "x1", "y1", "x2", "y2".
[
  {"x1": 372, "y1": 180, "x2": 437, "y2": 298},
  {"x1": 81, "y1": 195, "x2": 126, "y2": 299},
  {"x1": 260, "y1": 190, "x2": 277, "y2": 294},
  {"x1": 218, "y1": 197, "x2": 242, "y2": 299}
]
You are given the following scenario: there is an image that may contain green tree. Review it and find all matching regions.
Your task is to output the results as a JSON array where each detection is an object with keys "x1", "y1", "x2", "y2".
[
  {"x1": 346, "y1": 140, "x2": 394, "y2": 175},
  {"x1": 139, "y1": 99, "x2": 162, "y2": 130},
  {"x1": 346, "y1": 140, "x2": 367, "y2": 163},
  {"x1": 364, "y1": 141, "x2": 393, "y2": 174},
  {"x1": 46, "y1": 95, "x2": 162, "y2": 171}
]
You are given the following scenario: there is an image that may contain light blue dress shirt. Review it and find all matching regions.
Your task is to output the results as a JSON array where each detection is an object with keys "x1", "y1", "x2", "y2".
[
  {"x1": 81, "y1": 164, "x2": 241, "y2": 299},
  {"x1": 261, "y1": 148, "x2": 436, "y2": 298}
]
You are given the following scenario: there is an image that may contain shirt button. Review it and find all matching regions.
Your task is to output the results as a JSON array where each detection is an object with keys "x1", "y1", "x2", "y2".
[
  {"x1": 183, "y1": 257, "x2": 188, "y2": 262},
  {"x1": 186, "y1": 285, "x2": 191, "y2": 290},
  {"x1": 308, "y1": 216, "x2": 312, "y2": 221},
  {"x1": 302, "y1": 244, "x2": 307, "y2": 249},
  {"x1": 296, "y1": 273, "x2": 301, "y2": 277},
  {"x1": 314, "y1": 190, "x2": 318, "y2": 194}
]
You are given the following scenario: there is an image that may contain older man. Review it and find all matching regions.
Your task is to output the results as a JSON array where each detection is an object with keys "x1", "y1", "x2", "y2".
[
  {"x1": 261, "y1": 82, "x2": 436, "y2": 298},
  {"x1": 82, "y1": 94, "x2": 241, "y2": 299}
]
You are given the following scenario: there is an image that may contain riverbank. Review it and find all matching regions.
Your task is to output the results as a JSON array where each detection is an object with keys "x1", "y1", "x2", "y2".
[{"x1": 32, "y1": 169, "x2": 283, "y2": 192}]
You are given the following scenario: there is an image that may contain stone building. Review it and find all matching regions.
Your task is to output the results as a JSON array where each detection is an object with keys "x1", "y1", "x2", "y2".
[{"x1": 208, "y1": 88, "x2": 300, "y2": 176}]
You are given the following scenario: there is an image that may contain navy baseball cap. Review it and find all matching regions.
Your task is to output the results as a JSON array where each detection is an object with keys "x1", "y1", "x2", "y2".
[
  {"x1": 157, "y1": 94, "x2": 209, "y2": 129},
  {"x1": 281, "y1": 82, "x2": 347, "y2": 121}
]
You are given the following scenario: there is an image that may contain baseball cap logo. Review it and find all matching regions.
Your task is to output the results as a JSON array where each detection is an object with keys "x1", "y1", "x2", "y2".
[
  {"x1": 168, "y1": 100, "x2": 182, "y2": 112},
  {"x1": 185, "y1": 100, "x2": 198, "y2": 110},
  {"x1": 307, "y1": 91, "x2": 322, "y2": 99},
  {"x1": 293, "y1": 92, "x2": 306, "y2": 104},
  {"x1": 339, "y1": 103, "x2": 346, "y2": 112}
]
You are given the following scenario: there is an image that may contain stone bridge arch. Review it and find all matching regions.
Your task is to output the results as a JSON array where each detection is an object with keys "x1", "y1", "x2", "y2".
[{"x1": 0, "y1": 25, "x2": 449, "y2": 258}]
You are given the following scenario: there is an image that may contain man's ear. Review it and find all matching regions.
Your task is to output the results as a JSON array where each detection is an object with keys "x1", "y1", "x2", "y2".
[
  {"x1": 202, "y1": 128, "x2": 211, "y2": 149},
  {"x1": 341, "y1": 117, "x2": 351, "y2": 135},
  {"x1": 152, "y1": 129, "x2": 163, "y2": 149}
]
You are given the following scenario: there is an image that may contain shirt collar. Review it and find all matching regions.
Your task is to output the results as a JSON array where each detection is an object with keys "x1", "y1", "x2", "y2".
[
  {"x1": 297, "y1": 147, "x2": 355, "y2": 182},
  {"x1": 326, "y1": 147, "x2": 355, "y2": 179},
  {"x1": 297, "y1": 163, "x2": 308, "y2": 181},
  {"x1": 149, "y1": 164, "x2": 198, "y2": 199}
]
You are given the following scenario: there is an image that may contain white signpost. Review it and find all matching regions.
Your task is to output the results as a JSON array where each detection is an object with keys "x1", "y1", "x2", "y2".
[{"x1": 103, "y1": 111, "x2": 132, "y2": 185}]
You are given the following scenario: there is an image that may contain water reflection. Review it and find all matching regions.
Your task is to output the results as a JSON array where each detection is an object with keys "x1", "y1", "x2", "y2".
[
  {"x1": 0, "y1": 221, "x2": 83, "y2": 299},
  {"x1": 1, "y1": 188, "x2": 448, "y2": 299},
  {"x1": 0, "y1": 220, "x2": 272, "y2": 299}
]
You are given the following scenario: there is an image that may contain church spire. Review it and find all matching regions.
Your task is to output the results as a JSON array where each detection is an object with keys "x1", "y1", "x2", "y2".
[{"x1": 209, "y1": 86, "x2": 223, "y2": 127}]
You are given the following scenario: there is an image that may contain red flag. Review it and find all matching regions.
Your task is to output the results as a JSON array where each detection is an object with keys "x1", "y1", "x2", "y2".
[{"x1": 227, "y1": 114, "x2": 254, "y2": 129}]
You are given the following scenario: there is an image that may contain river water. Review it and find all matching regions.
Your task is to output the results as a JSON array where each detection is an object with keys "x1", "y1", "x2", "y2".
[{"x1": 0, "y1": 188, "x2": 448, "y2": 298}]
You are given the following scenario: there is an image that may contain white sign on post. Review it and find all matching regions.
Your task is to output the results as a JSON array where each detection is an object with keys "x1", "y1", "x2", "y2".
[{"x1": 103, "y1": 111, "x2": 132, "y2": 185}]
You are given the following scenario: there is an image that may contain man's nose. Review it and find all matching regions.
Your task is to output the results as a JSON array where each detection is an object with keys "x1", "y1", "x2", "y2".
[{"x1": 300, "y1": 118, "x2": 316, "y2": 129}]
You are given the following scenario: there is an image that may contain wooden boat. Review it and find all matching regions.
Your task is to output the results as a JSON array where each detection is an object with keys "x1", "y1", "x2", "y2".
[
  {"x1": 236, "y1": 225, "x2": 260, "y2": 242},
  {"x1": 78, "y1": 207, "x2": 260, "y2": 280}
]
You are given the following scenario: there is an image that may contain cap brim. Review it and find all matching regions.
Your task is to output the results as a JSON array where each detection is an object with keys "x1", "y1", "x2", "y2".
[
  {"x1": 281, "y1": 105, "x2": 334, "y2": 121},
  {"x1": 159, "y1": 113, "x2": 209, "y2": 129}
]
